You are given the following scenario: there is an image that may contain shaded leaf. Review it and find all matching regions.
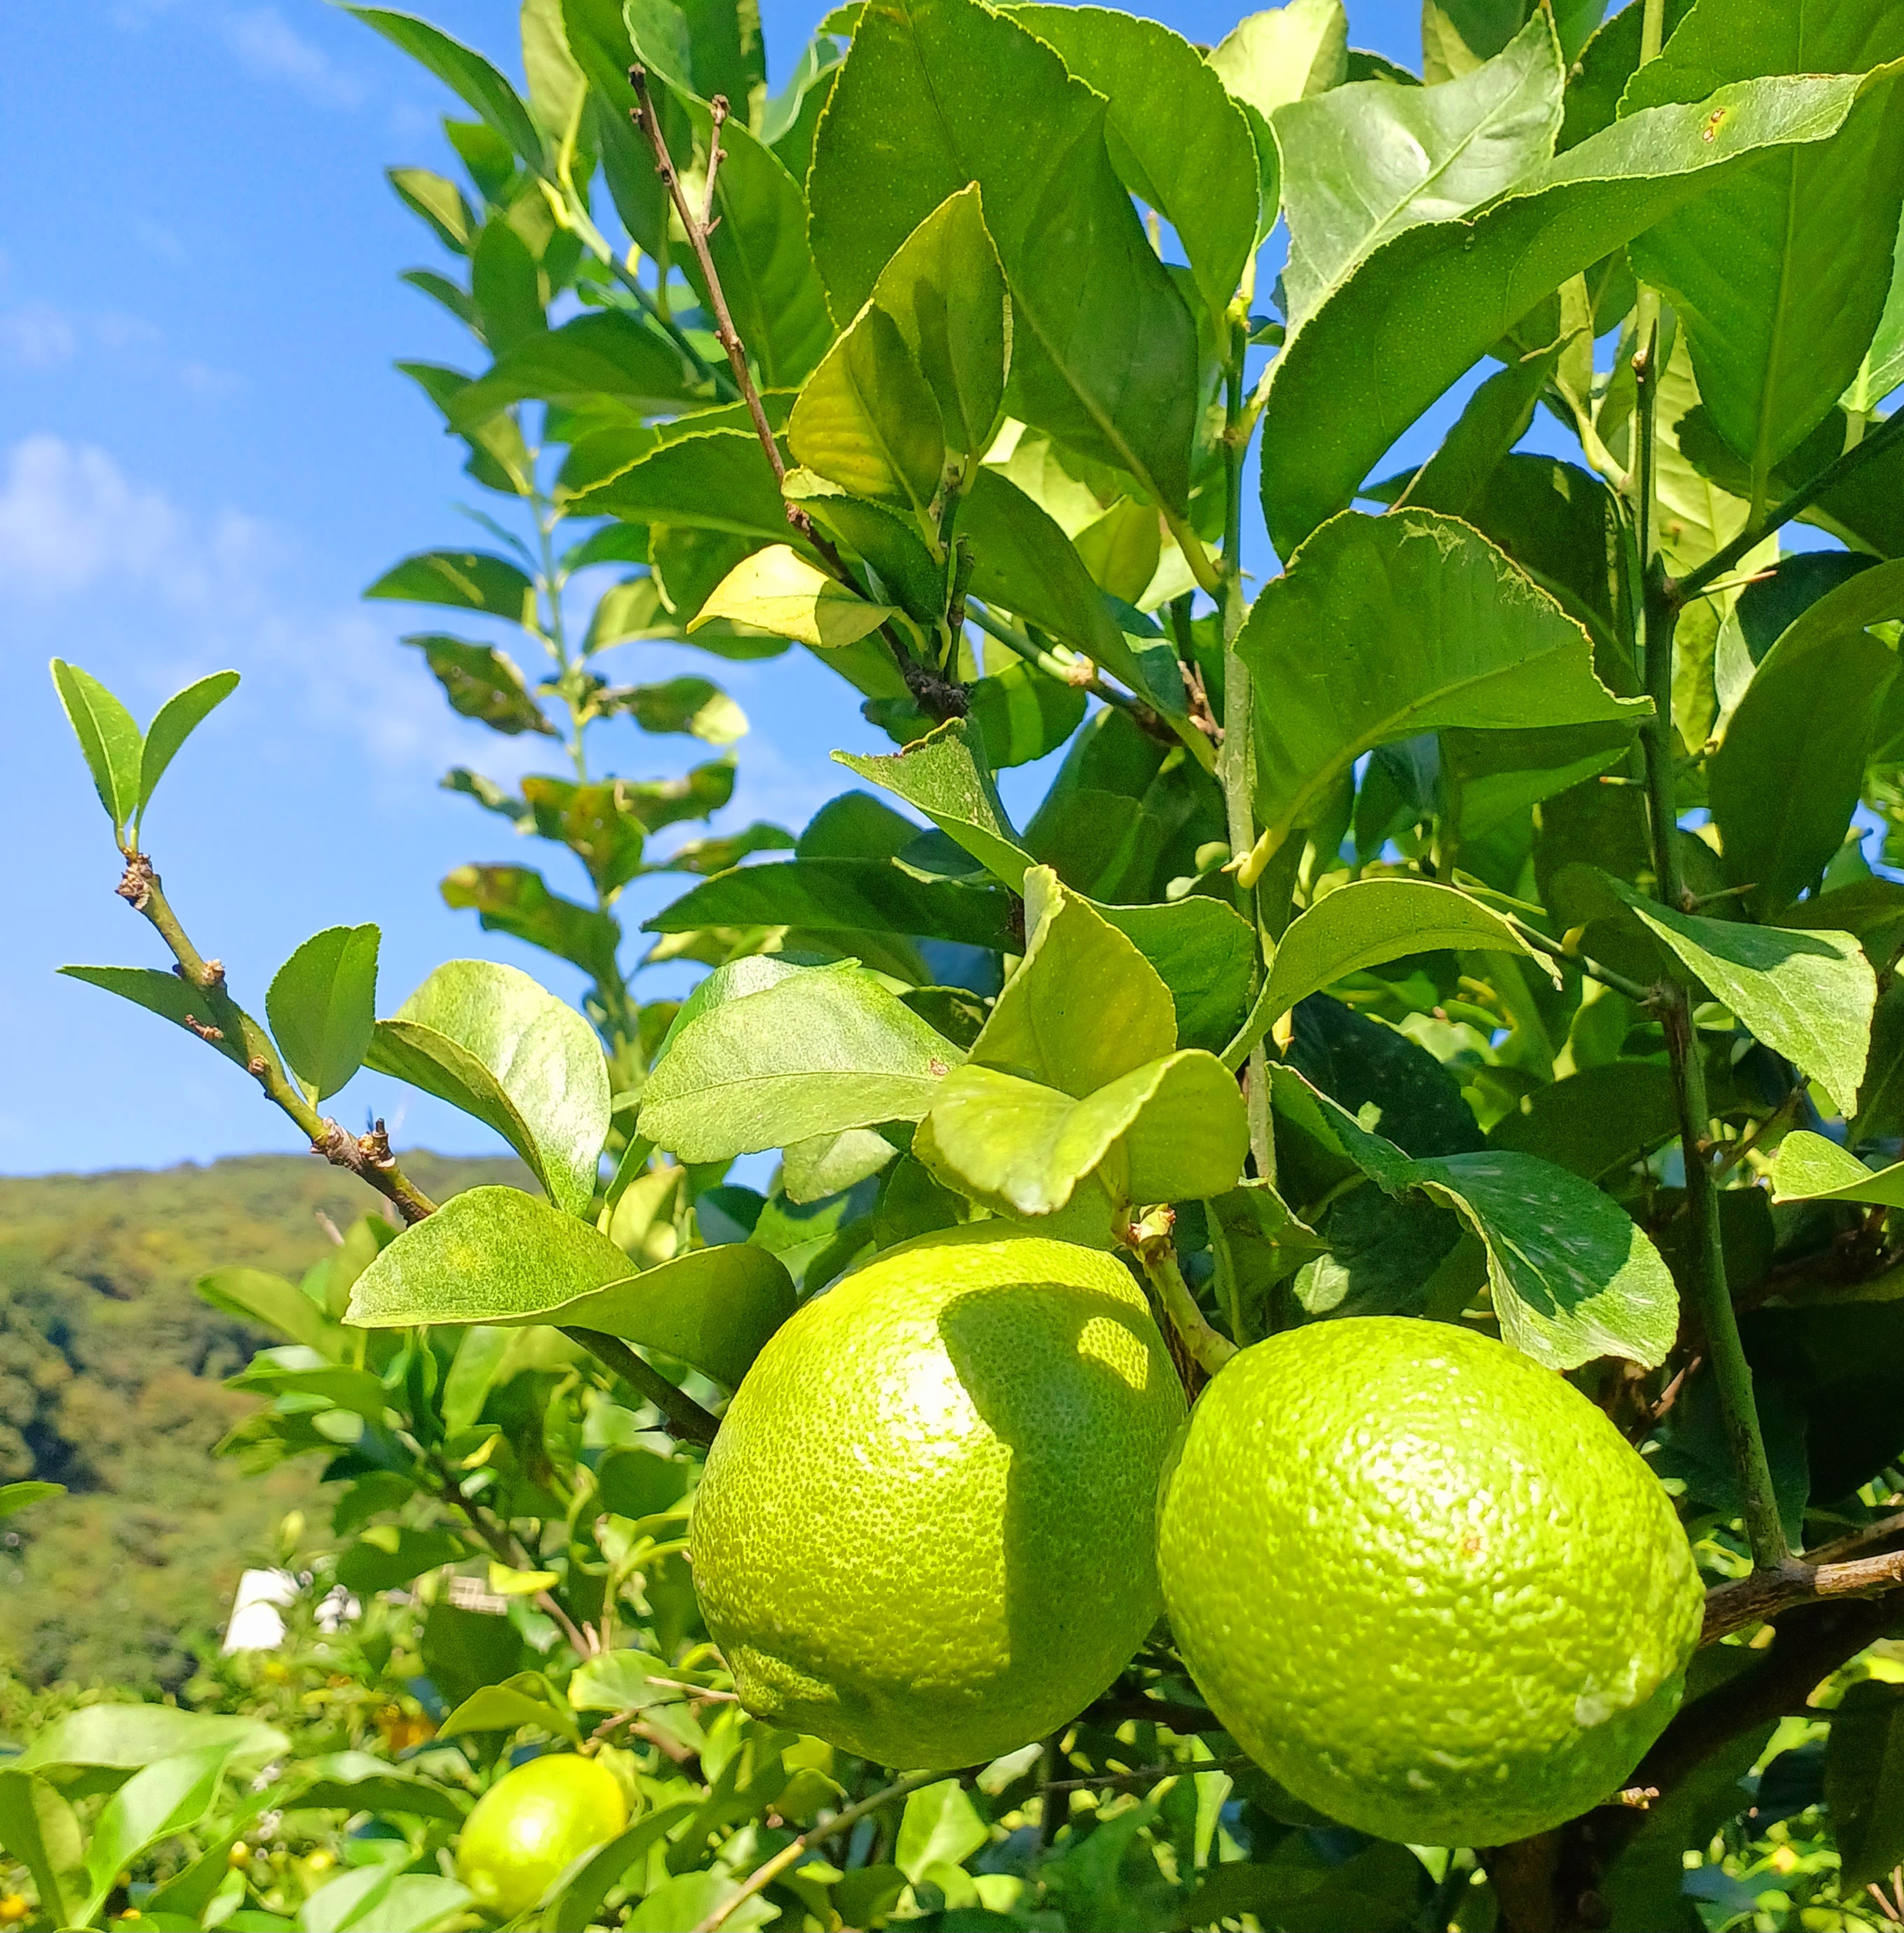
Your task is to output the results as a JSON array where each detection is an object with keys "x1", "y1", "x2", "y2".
[
  {"x1": 448, "y1": 311, "x2": 699, "y2": 427},
  {"x1": 966, "y1": 659, "x2": 1088, "y2": 769},
  {"x1": 405, "y1": 635, "x2": 556, "y2": 736},
  {"x1": 596, "y1": 675, "x2": 747, "y2": 744},
  {"x1": 366, "y1": 549, "x2": 536, "y2": 624},
  {"x1": 441, "y1": 863, "x2": 623, "y2": 984},
  {"x1": 1826, "y1": 1680, "x2": 1904, "y2": 1887},
  {"x1": 347, "y1": 1185, "x2": 794, "y2": 1389},
  {"x1": 335, "y1": 1527, "x2": 468, "y2": 1595},
  {"x1": 833, "y1": 715, "x2": 1032, "y2": 886},
  {"x1": 1489, "y1": 1061, "x2": 1680, "y2": 1180}
]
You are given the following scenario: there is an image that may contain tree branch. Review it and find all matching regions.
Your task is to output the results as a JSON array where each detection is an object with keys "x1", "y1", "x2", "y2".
[
  {"x1": 115, "y1": 852, "x2": 439, "y2": 1225},
  {"x1": 1673, "y1": 405, "x2": 1904, "y2": 609},
  {"x1": 1630, "y1": 327, "x2": 1788, "y2": 1574},
  {"x1": 1702, "y1": 1509, "x2": 1904, "y2": 1642}
]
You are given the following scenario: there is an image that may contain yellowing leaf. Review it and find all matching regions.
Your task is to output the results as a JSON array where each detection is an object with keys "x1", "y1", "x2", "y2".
[{"x1": 691, "y1": 544, "x2": 896, "y2": 649}]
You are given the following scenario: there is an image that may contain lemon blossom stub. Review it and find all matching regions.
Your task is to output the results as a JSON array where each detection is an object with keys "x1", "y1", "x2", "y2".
[
  {"x1": 690, "y1": 1223, "x2": 1187, "y2": 1770},
  {"x1": 1156, "y1": 1316, "x2": 1704, "y2": 1847}
]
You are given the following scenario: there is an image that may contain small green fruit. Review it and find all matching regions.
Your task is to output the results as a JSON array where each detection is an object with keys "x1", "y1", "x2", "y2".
[
  {"x1": 691, "y1": 1223, "x2": 1187, "y2": 1768},
  {"x1": 456, "y1": 1752, "x2": 627, "y2": 1920},
  {"x1": 1156, "y1": 1317, "x2": 1704, "y2": 1847}
]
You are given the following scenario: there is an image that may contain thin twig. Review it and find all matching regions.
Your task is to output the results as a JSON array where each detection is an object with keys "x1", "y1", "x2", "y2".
[
  {"x1": 562, "y1": 1326, "x2": 720, "y2": 1446},
  {"x1": 115, "y1": 852, "x2": 439, "y2": 1225},
  {"x1": 967, "y1": 604, "x2": 1172, "y2": 741},
  {"x1": 1083, "y1": 1691, "x2": 1225, "y2": 1733},
  {"x1": 692, "y1": 1768, "x2": 947, "y2": 1932},
  {"x1": 1127, "y1": 1206, "x2": 1237, "y2": 1378},
  {"x1": 1631, "y1": 322, "x2": 1789, "y2": 1574},
  {"x1": 1044, "y1": 1755, "x2": 1252, "y2": 1794},
  {"x1": 1673, "y1": 406, "x2": 1904, "y2": 609}
]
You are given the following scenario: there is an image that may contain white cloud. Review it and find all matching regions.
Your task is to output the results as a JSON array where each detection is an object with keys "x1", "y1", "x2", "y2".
[
  {"x1": 0, "y1": 304, "x2": 78, "y2": 371},
  {"x1": 220, "y1": 7, "x2": 365, "y2": 109}
]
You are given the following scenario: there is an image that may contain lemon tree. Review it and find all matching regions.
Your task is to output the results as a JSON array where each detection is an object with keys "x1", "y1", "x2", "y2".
[{"x1": 27, "y1": 0, "x2": 1904, "y2": 1928}]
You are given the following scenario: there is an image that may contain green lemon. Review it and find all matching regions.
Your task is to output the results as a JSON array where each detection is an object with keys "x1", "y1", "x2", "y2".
[
  {"x1": 455, "y1": 1753, "x2": 627, "y2": 1920},
  {"x1": 691, "y1": 1223, "x2": 1187, "y2": 1768},
  {"x1": 1156, "y1": 1317, "x2": 1704, "y2": 1847}
]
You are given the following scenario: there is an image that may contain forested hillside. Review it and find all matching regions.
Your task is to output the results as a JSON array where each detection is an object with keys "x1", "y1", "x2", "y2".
[{"x1": 0, "y1": 1153, "x2": 521, "y2": 1695}]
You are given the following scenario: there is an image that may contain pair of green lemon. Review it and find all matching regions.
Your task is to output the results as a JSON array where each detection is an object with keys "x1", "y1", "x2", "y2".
[{"x1": 692, "y1": 1224, "x2": 1706, "y2": 1849}]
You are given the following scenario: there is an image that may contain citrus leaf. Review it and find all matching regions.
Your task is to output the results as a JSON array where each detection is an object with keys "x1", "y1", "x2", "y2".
[
  {"x1": 404, "y1": 635, "x2": 556, "y2": 736},
  {"x1": 335, "y1": 1527, "x2": 469, "y2": 1595},
  {"x1": 1083, "y1": 893, "x2": 1258, "y2": 1059},
  {"x1": 0, "y1": 1773, "x2": 85, "y2": 1930},
  {"x1": 345, "y1": 1185, "x2": 793, "y2": 1389},
  {"x1": 966, "y1": 659, "x2": 1088, "y2": 769},
  {"x1": 809, "y1": 0, "x2": 1197, "y2": 514},
  {"x1": 1826, "y1": 1680, "x2": 1904, "y2": 1888},
  {"x1": 18, "y1": 1705, "x2": 285, "y2": 1773},
  {"x1": 364, "y1": 960, "x2": 610, "y2": 1216},
  {"x1": 692, "y1": 544, "x2": 895, "y2": 648},
  {"x1": 789, "y1": 303, "x2": 945, "y2": 515},
  {"x1": 638, "y1": 961, "x2": 961, "y2": 1162},
  {"x1": 446, "y1": 311, "x2": 699, "y2": 427},
  {"x1": 1233, "y1": 511, "x2": 1645, "y2": 865},
  {"x1": 1624, "y1": 6, "x2": 1904, "y2": 500},
  {"x1": 81, "y1": 1746, "x2": 236, "y2": 1925},
  {"x1": 1015, "y1": 5, "x2": 1260, "y2": 323},
  {"x1": 597, "y1": 675, "x2": 747, "y2": 744},
  {"x1": 563, "y1": 429, "x2": 790, "y2": 537},
  {"x1": 915, "y1": 1050, "x2": 1248, "y2": 1216},
  {"x1": 267, "y1": 924, "x2": 380, "y2": 1103},
  {"x1": 833, "y1": 715, "x2": 1032, "y2": 887},
  {"x1": 1275, "y1": 11, "x2": 1563, "y2": 330},
  {"x1": 287, "y1": 1754, "x2": 469, "y2": 1824},
  {"x1": 971, "y1": 867, "x2": 1177, "y2": 1095},
  {"x1": 441, "y1": 864, "x2": 624, "y2": 983},
  {"x1": 346, "y1": 8, "x2": 544, "y2": 163},
  {"x1": 438, "y1": 1673, "x2": 581, "y2": 1745},
  {"x1": 196, "y1": 1266, "x2": 343, "y2": 1358},
  {"x1": 1767, "y1": 1129, "x2": 1904, "y2": 1209},
  {"x1": 50, "y1": 658, "x2": 142, "y2": 837},
  {"x1": 1489, "y1": 1061, "x2": 1681, "y2": 1182},
  {"x1": 364, "y1": 549, "x2": 537, "y2": 624},
  {"x1": 1225, "y1": 878, "x2": 1551, "y2": 1071},
  {"x1": 1259, "y1": 69, "x2": 1878, "y2": 553},
  {"x1": 1563, "y1": 868, "x2": 1875, "y2": 1115},
  {"x1": 137, "y1": 670, "x2": 240, "y2": 825},
  {"x1": 0, "y1": 1480, "x2": 63, "y2": 1522},
  {"x1": 58, "y1": 965, "x2": 255, "y2": 1070}
]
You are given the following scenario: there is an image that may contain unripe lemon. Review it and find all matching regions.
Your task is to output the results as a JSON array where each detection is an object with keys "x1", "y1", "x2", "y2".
[
  {"x1": 692, "y1": 1223, "x2": 1187, "y2": 1768},
  {"x1": 456, "y1": 1754, "x2": 627, "y2": 1920},
  {"x1": 1156, "y1": 1318, "x2": 1704, "y2": 1847}
]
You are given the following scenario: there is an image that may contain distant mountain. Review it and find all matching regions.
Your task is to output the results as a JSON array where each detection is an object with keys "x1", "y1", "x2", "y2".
[{"x1": 0, "y1": 1152, "x2": 523, "y2": 1694}]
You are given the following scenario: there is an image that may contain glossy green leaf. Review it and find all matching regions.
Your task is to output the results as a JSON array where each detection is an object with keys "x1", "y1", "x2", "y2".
[
  {"x1": 1085, "y1": 894, "x2": 1259, "y2": 1058},
  {"x1": 364, "y1": 958, "x2": 610, "y2": 1216},
  {"x1": 567, "y1": 429, "x2": 790, "y2": 538},
  {"x1": 1826, "y1": 1681, "x2": 1904, "y2": 1887},
  {"x1": 440, "y1": 863, "x2": 622, "y2": 984},
  {"x1": 639, "y1": 961, "x2": 959, "y2": 1160},
  {"x1": 365, "y1": 549, "x2": 536, "y2": 624},
  {"x1": 335, "y1": 1526, "x2": 469, "y2": 1594},
  {"x1": 519, "y1": 776, "x2": 645, "y2": 893},
  {"x1": 50, "y1": 658, "x2": 142, "y2": 837},
  {"x1": 1849, "y1": 205, "x2": 1904, "y2": 411},
  {"x1": 19, "y1": 1704, "x2": 285, "y2": 1772},
  {"x1": 833, "y1": 715, "x2": 1032, "y2": 887},
  {"x1": 405, "y1": 635, "x2": 556, "y2": 736},
  {"x1": 288, "y1": 1754, "x2": 469, "y2": 1824},
  {"x1": 917, "y1": 1049, "x2": 1247, "y2": 1216},
  {"x1": 655, "y1": 822, "x2": 797, "y2": 876},
  {"x1": 643, "y1": 856, "x2": 1019, "y2": 952},
  {"x1": 1563, "y1": 868, "x2": 1876, "y2": 1114},
  {"x1": 137, "y1": 670, "x2": 239, "y2": 825},
  {"x1": 782, "y1": 1126, "x2": 898, "y2": 1203},
  {"x1": 972, "y1": 866, "x2": 1177, "y2": 1094},
  {"x1": 960, "y1": 468, "x2": 1159, "y2": 697},
  {"x1": 693, "y1": 543, "x2": 895, "y2": 647},
  {"x1": 1624, "y1": 6, "x2": 1904, "y2": 501},
  {"x1": 790, "y1": 303, "x2": 945, "y2": 514},
  {"x1": 597, "y1": 675, "x2": 746, "y2": 744},
  {"x1": 347, "y1": 8, "x2": 544, "y2": 163},
  {"x1": 1015, "y1": 5, "x2": 1260, "y2": 321},
  {"x1": 1226, "y1": 877, "x2": 1548, "y2": 1068},
  {"x1": 1234, "y1": 510, "x2": 1645, "y2": 865},
  {"x1": 266, "y1": 924, "x2": 380, "y2": 1103},
  {"x1": 473, "y1": 222, "x2": 550, "y2": 351},
  {"x1": 1210, "y1": 0, "x2": 1344, "y2": 233},
  {"x1": 400, "y1": 358, "x2": 535, "y2": 495},
  {"x1": 1388, "y1": 340, "x2": 1568, "y2": 522},
  {"x1": 388, "y1": 165, "x2": 474, "y2": 249},
  {"x1": 1306, "y1": 1077, "x2": 1676, "y2": 1367},
  {"x1": 81, "y1": 1746, "x2": 235, "y2": 1924},
  {"x1": 1710, "y1": 558, "x2": 1904, "y2": 913},
  {"x1": 0, "y1": 1772, "x2": 84, "y2": 1929},
  {"x1": 348, "y1": 1185, "x2": 793, "y2": 1387},
  {"x1": 448, "y1": 312, "x2": 699, "y2": 427},
  {"x1": 439, "y1": 1672, "x2": 582, "y2": 1744},
  {"x1": 196, "y1": 1265, "x2": 341, "y2": 1358},
  {"x1": 1277, "y1": 12, "x2": 1563, "y2": 329},
  {"x1": 58, "y1": 966, "x2": 255, "y2": 1071},
  {"x1": 1259, "y1": 68, "x2": 1877, "y2": 553},
  {"x1": 0, "y1": 1480, "x2": 63, "y2": 1521},
  {"x1": 1767, "y1": 1129, "x2": 1904, "y2": 1209},
  {"x1": 896, "y1": 1780, "x2": 989, "y2": 1883},
  {"x1": 858, "y1": 184, "x2": 1008, "y2": 462},
  {"x1": 966, "y1": 659, "x2": 1088, "y2": 769},
  {"x1": 809, "y1": 0, "x2": 1197, "y2": 513}
]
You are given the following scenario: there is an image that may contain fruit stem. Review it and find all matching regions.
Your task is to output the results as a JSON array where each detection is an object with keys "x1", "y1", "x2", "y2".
[
  {"x1": 1630, "y1": 328, "x2": 1789, "y2": 1573},
  {"x1": 1128, "y1": 1208, "x2": 1238, "y2": 1378}
]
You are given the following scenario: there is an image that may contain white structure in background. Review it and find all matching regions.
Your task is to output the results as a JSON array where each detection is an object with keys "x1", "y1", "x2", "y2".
[{"x1": 221, "y1": 1569, "x2": 360, "y2": 1652}]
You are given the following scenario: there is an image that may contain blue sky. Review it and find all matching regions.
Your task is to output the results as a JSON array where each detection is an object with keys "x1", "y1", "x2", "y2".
[{"x1": 1, "y1": 0, "x2": 1445, "y2": 1177}]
